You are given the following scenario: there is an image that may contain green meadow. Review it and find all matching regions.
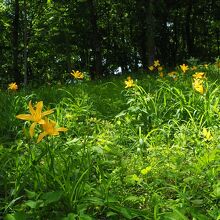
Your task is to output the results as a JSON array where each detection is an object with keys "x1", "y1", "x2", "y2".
[{"x1": 1, "y1": 63, "x2": 220, "y2": 219}]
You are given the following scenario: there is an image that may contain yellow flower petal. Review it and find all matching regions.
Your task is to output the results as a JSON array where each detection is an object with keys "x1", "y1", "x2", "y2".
[
  {"x1": 38, "y1": 119, "x2": 45, "y2": 124},
  {"x1": 51, "y1": 131, "x2": 60, "y2": 136},
  {"x1": 41, "y1": 109, "x2": 54, "y2": 117},
  {"x1": 37, "y1": 131, "x2": 47, "y2": 143},
  {"x1": 36, "y1": 101, "x2": 43, "y2": 116},
  {"x1": 29, "y1": 122, "x2": 37, "y2": 138},
  {"x1": 16, "y1": 114, "x2": 33, "y2": 121},
  {"x1": 57, "y1": 127, "x2": 68, "y2": 132},
  {"x1": 28, "y1": 101, "x2": 35, "y2": 115}
]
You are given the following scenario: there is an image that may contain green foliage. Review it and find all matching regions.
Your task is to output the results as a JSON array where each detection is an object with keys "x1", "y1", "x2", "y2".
[{"x1": 0, "y1": 0, "x2": 219, "y2": 82}]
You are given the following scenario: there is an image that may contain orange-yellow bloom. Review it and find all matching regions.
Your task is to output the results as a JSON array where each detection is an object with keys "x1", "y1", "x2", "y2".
[
  {"x1": 168, "y1": 71, "x2": 177, "y2": 77},
  {"x1": 148, "y1": 66, "x2": 154, "y2": 71},
  {"x1": 125, "y1": 76, "x2": 135, "y2": 88},
  {"x1": 168, "y1": 71, "x2": 178, "y2": 81},
  {"x1": 37, "y1": 118, "x2": 68, "y2": 143},
  {"x1": 192, "y1": 79, "x2": 205, "y2": 95},
  {"x1": 180, "y1": 64, "x2": 189, "y2": 73},
  {"x1": 16, "y1": 101, "x2": 54, "y2": 137},
  {"x1": 158, "y1": 66, "x2": 163, "y2": 71},
  {"x1": 153, "y1": 60, "x2": 160, "y2": 67},
  {"x1": 191, "y1": 66, "x2": 197, "y2": 70},
  {"x1": 159, "y1": 72, "x2": 164, "y2": 78},
  {"x1": 193, "y1": 72, "x2": 206, "y2": 80},
  {"x1": 8, "y1": 82, "x2": 18, "y2": 91},
  {"x1": 71, "y1": 70, "x2": 84, "y2": 79}
]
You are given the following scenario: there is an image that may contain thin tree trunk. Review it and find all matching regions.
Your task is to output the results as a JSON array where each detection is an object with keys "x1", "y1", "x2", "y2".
[
  {"x1": 12, "y1": 0, "x2": 20, "y2": 83},
  {"x1": 88, "y1": 0, "x2": 102, "y2": 79},
  {"x1": 185, "y1": 0, "x2": 194, "y2": 56},
  {"x1": 173, "y1": 15, "x2": 178, "y2": 66},
  {"x1": 23, "y1": 0, "x2": 28, "y2": 86},
  {"x1": 146, "y1": 0, "x2": 155, "y2": 66},
  {"x1": 136, "y1": 0, "x2": 147, "y2": 69}
]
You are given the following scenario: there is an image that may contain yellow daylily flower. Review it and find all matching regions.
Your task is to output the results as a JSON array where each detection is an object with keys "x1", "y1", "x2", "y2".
[
  {"x1": 37, "y1": 118, "x2": 68, "y2": 143},
  {"x1": 202, "y1": 128, "x2": 213, "y2": 141},
  {"x1": 16, "y1": 101, "x2": 54, "y2": 137},
  {"x1": 193, "y1": 72, "x2": 206, "y2": 80},
  {"x1": 192, "y1": 79, "x2": 205, "y2": 95},
  {"x1": 204, "y1": 64, "x2": 209, "y2": 69},
  {"x1": 159, "y1": 72, "x2": 164, "y2": 78},
  {"x1": 71, "y1": 70, "x2": 84, "y2": 79},
  {"x1": 180, "y1": 64, "x2": 189, "y2": 73},
  {"x1": 148, "y1": 66, "x2": 154, "y2": 71},
  {"x1": 125, "y1": 76, "x2": 135, "y2": 88},
  {"x1": 191, "y1": 66, "x2": 197, "y2": 70},
  {"x1": 8, "y1": 82, "x2": 18, "y2": 91},
  {"x1": 153, "y1": 60, "x2": 160, "y2": 67},
  {"x1": 168, "y1": 71, "x2": 178, "y2": 81},
  {"x1": 158, "y1": 66, "x2": 163, "y2": 71},
  {"x1": 168, "y1": 71, "x2": 177, "y2": 77}
]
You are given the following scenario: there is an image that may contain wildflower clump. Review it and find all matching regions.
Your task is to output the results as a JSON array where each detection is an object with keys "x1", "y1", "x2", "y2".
[
  {"x1": 16, "y1": 101, "x2": 67, "y2": 143},
  {"x1": 125, "y1": 76, "x2": 135, "y2": 88},
  {"x1": 148, "y1": 60, "x2": 164, "y2": 78},
  {"x1": 16, "y1": 101, "x2": 54, "y2": 137},
  {"x1": 8, "y1": 82, "x2": 18, "y2": 91}
]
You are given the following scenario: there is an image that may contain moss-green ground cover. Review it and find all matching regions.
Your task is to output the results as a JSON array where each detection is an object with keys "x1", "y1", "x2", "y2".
[{"x1": 0, "y1": 63, "x2": 219, "y2": 219}]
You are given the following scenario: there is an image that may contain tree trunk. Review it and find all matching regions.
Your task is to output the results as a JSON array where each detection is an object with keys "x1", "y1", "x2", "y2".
[
  {"x1": 88, "y1": 0, "x2": 102, "y2": 79},
  {"x1": 136, "y1": 0, "x2": 147, "y2": 69},
  {"x1": 12, "y1": 0, "x2": 20, "y2": 83},
  {"x1": 146, "y1": 0, "x2": 155, "y2": 66},
  {"x1": 137, "y1": 0, "x2": 155, "y2": 69},
  {"x1": 23, "y1": 0, "x2": 28, "y2": 86},
  {"x1": 185, "y1": 0, "x2": 194, "y2": 56}
]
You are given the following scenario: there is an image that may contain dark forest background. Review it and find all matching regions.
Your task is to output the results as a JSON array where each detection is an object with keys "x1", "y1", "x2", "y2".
[{"x1": 0, "y1": 0, "x2": 219, "y2": 85}]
